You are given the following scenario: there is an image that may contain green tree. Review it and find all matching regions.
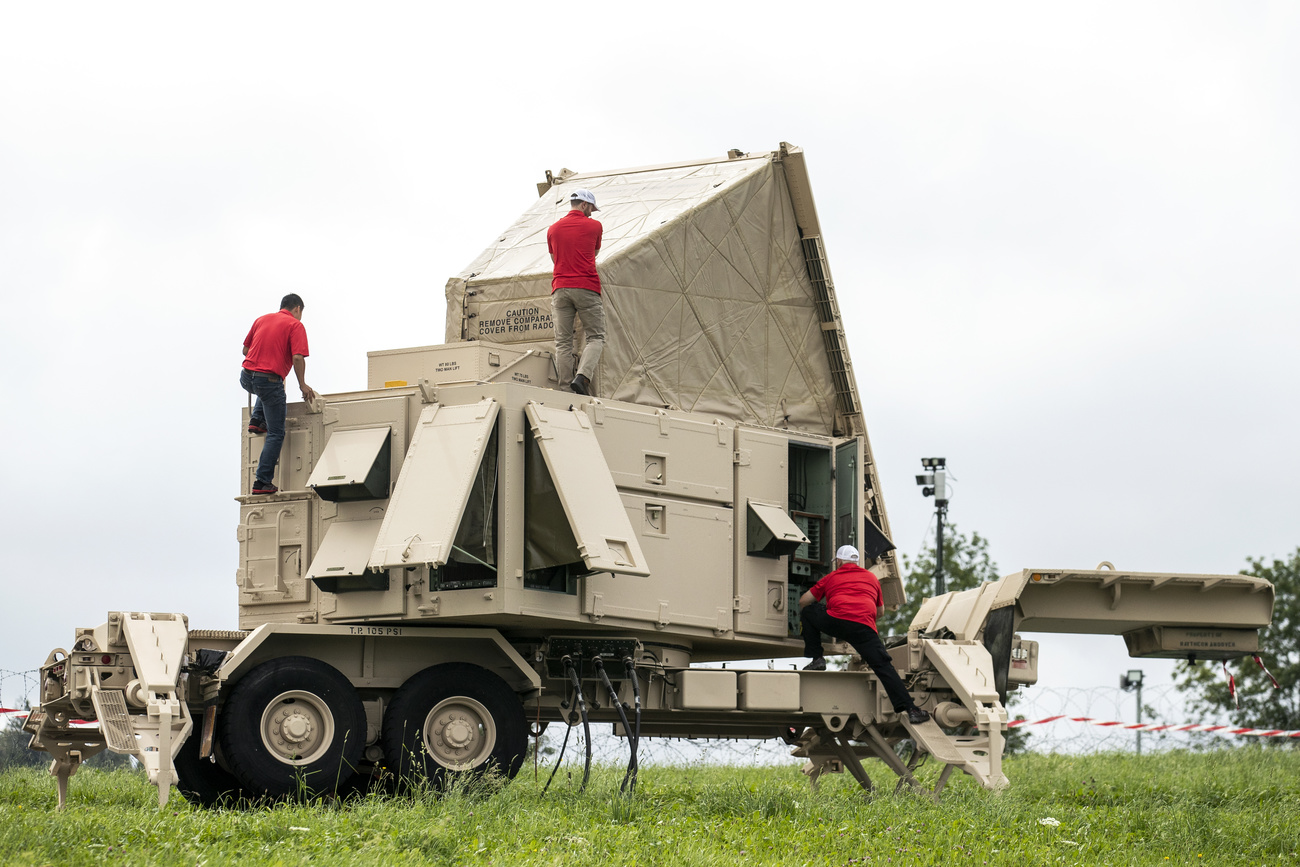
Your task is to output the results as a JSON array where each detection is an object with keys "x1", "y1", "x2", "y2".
[
  {"x1": 0, "y1": 707, "x2": 48, "y2": 771},
  {"x1": 877, "y1": 525, "x2": 1002, "y2": 636},
  {"x1": 1173, "y1": 548, "x2": 1299, "y2": 738}
]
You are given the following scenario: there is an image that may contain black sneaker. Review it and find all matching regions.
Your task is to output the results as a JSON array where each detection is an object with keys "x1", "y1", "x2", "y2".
[
  {"x1": 251, "y1": 481, "x2": 278, "y2": 495},
  {"x1": 571, "y1": 374, "x2": 590, "y2": 395},
  {"x1": 906, "y1": 707, "x2": 930, "y2": 724},
  {"x1": 802, "y1": 658, "x2": 827, "y2": 671},
  {"x1": 248, "y1": 421, "x2": 267, "y2": 434}
]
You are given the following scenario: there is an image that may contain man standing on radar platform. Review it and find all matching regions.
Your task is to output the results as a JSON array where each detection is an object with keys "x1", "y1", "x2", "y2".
[{"x1": 547, "y1": 188, "x2": 604, "y2": 396}]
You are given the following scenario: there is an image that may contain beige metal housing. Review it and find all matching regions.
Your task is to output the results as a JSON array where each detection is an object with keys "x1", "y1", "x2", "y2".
[{"x1": 235, "y1": 366, "x2": 881, "y2": 658}]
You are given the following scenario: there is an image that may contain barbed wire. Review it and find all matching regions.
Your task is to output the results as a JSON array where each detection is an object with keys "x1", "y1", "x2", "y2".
[
  {"x1": 1005, "y1": 683, "x2": 1251, "y2": 754},
  {"x1": 0, "y1": 669, "x2": 39, "y2": 711}
]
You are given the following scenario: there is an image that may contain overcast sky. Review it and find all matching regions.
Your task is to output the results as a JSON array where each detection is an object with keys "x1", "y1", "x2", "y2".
[{"x1": 2, "y1": 2, "x2": 1296, "y2": 725}]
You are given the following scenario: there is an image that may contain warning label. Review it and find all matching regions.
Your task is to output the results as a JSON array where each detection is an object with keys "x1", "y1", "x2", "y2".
[{"x1": 476, "y1": 305, "x2": 553, "y2": 339}]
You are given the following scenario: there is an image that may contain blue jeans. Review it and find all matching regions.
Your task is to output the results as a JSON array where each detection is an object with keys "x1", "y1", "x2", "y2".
[{"x1": 240, "y1": 368, "x2": 286, "y2": 487}]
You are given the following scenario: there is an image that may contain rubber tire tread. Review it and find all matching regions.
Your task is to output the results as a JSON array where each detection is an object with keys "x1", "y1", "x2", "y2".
[
  {"x1": 173, "y1": 728, "x2": 248, "y2": 809},
  {"x1": 382, "y1": 662, "x2": 527, "y2": 789},
  {"x1": 218, "y1": 655, "x2": 367, "y2": 799}
]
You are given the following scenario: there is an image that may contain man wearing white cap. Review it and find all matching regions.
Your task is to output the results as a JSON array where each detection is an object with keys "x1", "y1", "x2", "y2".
[
  {"x1": 547, "y1": 188, "x2": 605, "y2": 396},
  {"x1": 799, "y1": 545, "x2": 931, "y2": 724}
]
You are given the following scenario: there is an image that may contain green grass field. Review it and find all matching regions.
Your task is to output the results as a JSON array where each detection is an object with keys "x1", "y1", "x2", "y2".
[{"x1": 1, "y1": 749, "x2": 1297, "y2": 866}]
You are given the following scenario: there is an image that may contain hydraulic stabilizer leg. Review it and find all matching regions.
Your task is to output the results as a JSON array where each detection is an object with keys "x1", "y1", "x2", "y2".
[{"x1": 788, "y1": 726, "x2": 876, "y2": 797}]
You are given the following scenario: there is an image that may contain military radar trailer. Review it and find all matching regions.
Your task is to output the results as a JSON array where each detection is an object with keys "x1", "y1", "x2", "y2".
[{"x1": 25, "y1": 144, "x2": 1274, "y2": 808}]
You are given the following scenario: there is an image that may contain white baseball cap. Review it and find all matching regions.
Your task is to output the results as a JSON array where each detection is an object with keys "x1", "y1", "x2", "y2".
[
  {"x1": 835, "y1": 545, "x2": 860, "y2": 563},
  {"x1": 570, "y1": 189, "x2": 599, "y2": 210}
]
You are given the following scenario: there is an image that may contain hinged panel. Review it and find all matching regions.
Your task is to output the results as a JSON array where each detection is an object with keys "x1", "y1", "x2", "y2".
[
  {"x1": 307, "y1": 427, "x2": 392, "y2": 501},
  {"x1": 276, "y1": 428, "x2": 314, "y2": 493},
  {"x1": 583, "y1": 493, "x2": 731, "y2": 628},
  {"x1": 587, "y1": 404, "x2": 733, "y2": 504},
  {"x1": 307, "y1": 518, "x2": 385, "y2": 587},
  {"x1": 236, "y1": 499, "x2": 312, "y2": 605},
  {"x1": 734, "y1": 426, "x2": 797, "y2": 638},
  {"x1": 322, "y1": 395, "x2": 410, "y2": 486},
  {"x1": 525, "y1": 402, "x2": 650, "y2": 577},
  {"x1": 747, "y1": 500, "x2": 810, "y2": 557},
  {"x1": 242, "y1": 418, "x2": 315, "y2": 495},
  {"x1": 369, "y1": 399, "x2": 499, "y2": 570}
]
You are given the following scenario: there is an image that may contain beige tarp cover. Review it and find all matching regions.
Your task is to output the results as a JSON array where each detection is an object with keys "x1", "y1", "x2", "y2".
[{"x1": 445, "y1": 150, "x2": 850, "y2": 436}]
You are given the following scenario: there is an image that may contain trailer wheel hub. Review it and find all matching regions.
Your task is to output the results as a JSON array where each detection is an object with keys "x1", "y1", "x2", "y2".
[
  {"x1": 423, "y1": 696, "x2": 497, "y2": 770},
  {"x1": 444, "y1": 719, "x2": 473, "y2": 748},
  {"x1": 281, "y1": 713, "x2": 312, "y2": 743},
  {"x1": 258, "y1": 690, "x2": 335, "y2": 764}
]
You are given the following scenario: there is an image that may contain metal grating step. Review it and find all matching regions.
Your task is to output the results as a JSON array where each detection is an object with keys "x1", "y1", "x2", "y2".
[
  {"x1": 189, "y1": 629, "x2": 250, "y2": 641},
  {"x1": 92, "y1": 690, "x2": 138, "y2": 752}
]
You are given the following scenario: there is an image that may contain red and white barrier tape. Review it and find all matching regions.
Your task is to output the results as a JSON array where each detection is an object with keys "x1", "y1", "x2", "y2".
[
  {"x1": 1, "y1": 707, "x2": 94, "y2": 727},
  {"x1": 1008, "y1": 714, "x2": 1300, "y2": 739}
]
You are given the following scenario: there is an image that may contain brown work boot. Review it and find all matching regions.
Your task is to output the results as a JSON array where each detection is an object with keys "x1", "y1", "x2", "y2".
[{"x1": 571, "y1": 373, "x2": 591, "y2": 395}]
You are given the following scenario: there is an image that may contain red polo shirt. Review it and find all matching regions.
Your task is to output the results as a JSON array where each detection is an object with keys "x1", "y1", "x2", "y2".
[
  {"x1": 809, "y1": 564, "x2": 883, "y2": 630},
  {"x1": 242, "y1": 309, "x2": 309, "y2": 378},
  {"x1": 547, "y1": 209, "x2": 603, "y2": 293}
]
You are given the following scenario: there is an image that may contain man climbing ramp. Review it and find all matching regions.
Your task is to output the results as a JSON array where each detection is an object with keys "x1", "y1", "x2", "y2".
[{"x1": 800, "y1": 545, "x2": 931, "y2": 724}]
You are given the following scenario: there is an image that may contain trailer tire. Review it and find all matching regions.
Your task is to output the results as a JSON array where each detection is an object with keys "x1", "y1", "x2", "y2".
[
  {"x1": 218, "y1": 656, "x2": 367, "y2": 799},
  {"x1": 383, "y1": 662, "x2": 527, "y2": 789},
  {"x1": 173, "y1": 729, "x2": 248, "y2": 809}
]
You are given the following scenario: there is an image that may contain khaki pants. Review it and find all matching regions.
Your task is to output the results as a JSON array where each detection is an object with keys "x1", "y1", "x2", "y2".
[{"x1": 552, "y1": 287, "x2": 605, "y2": 388}]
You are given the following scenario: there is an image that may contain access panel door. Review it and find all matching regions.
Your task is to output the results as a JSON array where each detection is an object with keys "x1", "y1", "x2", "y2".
[
  {"x1": 733, "y1": 427, "x2": 800, "y2": 638},
  {"x1": 237, "y1": 498, "x2": 312, "y2": 606},
  {"x1": 369, "y1": 399, "x2": 499, "y2": 570},
  {"x1": 524, "y1": 401, "x2": 650, "y2": 577},
  {"x1": 581, "y1": 493, "x2": 732, "y2": 632},
  {"x1": 835, "y1": 436, "x2": 902, "y2": 609}
]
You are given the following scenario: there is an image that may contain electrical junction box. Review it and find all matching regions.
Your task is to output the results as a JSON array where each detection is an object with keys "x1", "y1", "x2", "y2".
[
  {"x1": 738, "y1": 671, "x2": 801, "y2": 711},
  {"x1": 1008, "y1": 635, "x2": 1039, "y2": 686},
  {"x1": 677, "y1": 669, "x2": 737, "y2": 710}
]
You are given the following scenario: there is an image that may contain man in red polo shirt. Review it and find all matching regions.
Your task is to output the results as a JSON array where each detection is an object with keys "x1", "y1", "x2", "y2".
[
  {"x1": 241, "y1": 293, "x2": 315, "y2": 495},
  {"x1": 547, "y1": 188, "x2": 604, "y2": 396},
  {"x1": 799, "y1": 545, "x2": 930, "y2": 724}
]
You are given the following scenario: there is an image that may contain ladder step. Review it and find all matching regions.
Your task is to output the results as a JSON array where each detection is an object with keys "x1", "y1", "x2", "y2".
[
  {"x1": 903, "y1": 717, "x2": 965, "y2": 765},
  {"x1": 92, "y1": 690, "x2": 138, "y2": 752}
]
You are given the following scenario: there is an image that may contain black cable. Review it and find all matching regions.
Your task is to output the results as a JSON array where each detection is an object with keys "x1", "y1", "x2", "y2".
[
  {"x1": 540, "y1": 719, "x2": 571, "y2": 795},
  {"x1": 563, "y1": 656, "x2": 591, "y2": 791},
  {"x1": 595, "y1": 658, "x2": 635, "y2": 795},
  {"x1": 623, "y1": 657, "x2": 641, "y2": 793}
]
